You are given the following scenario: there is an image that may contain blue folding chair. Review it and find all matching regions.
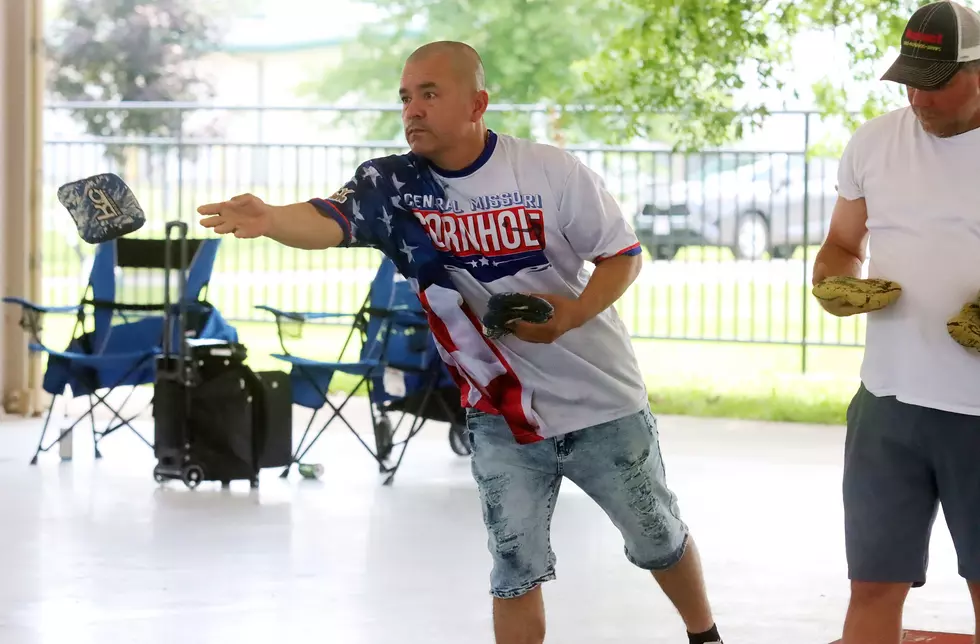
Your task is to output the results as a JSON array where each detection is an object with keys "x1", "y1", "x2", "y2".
[
  {"x1": 366, "y1": 275, "x2": 471, "y2": 467},
  {"x1": 257, "y1": 257, "x2": 468, "y2": 485},
  {"x1": 3, "y1": 235, "x2": 238, "y2": 463}
]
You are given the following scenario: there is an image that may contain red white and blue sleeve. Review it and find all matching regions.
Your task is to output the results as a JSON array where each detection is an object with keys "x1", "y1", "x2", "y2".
[
  {"x1": 556, "y1": 156, "x2": 642, "y2": 264},
  {"x1": 306, "y1": 161, "x2": 386, "y2": 249}
]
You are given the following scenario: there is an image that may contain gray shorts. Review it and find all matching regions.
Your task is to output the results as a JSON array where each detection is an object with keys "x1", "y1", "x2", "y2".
[{"x1": 844, "y1": 383, "x2": 980, "y2": 585}]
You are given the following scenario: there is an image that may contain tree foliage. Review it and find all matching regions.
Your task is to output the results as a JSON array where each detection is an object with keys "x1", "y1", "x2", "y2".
[
  {"x1": 301, "y1": 0, "x2": 672, "y2": 143},
  {"x1": 46, "y1": 0, "x2": 227, "y2": 146},
  {"x1": 584, "y1": 0, "x2": 926, "y2": 149}
]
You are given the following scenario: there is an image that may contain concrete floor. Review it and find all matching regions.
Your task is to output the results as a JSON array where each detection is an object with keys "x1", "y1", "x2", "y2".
[{"x1": 0, "y1": 394, "x2": 975, "y2": 644}]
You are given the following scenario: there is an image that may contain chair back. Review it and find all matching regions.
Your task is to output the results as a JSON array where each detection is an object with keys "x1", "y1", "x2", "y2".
[
  {"x1": 359, "y1": 259, "x2": 440, "y2": 373},
  {"x1": 366, "y1": 271, "x2": 458, "y2": 407},
  {"x1": 85, "y1": 236, "x2": 222, "y2": 354},
  {"x1": 357, "y1": 258, "x2": 398, "y2": 363}
]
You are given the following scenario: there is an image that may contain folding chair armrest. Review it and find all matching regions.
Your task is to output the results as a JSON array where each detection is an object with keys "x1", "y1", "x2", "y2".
[
  {"x1": 303, "y1": 312, "x2": 357, "y2": 321},
  {"x1": 254, "y1": 305, "x2": 354, "y2": 322},
  {"x1": 255, "y1": 305, "x2": 355, "y2": 356},
  {"x1": 2, "y1": 297, "x2": 81, "y2": 315},
  {"x1": 2, "y1": 297, "x2": 81, "y2": 342},
  {"x1": 255, "y1": 304, "x2": 298, "y2": 321}
]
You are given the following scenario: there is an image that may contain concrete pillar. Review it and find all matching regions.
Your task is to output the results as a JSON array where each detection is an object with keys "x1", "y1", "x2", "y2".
[{"x1": 1, "y1": 0, "x2": 44, "y2": 417}]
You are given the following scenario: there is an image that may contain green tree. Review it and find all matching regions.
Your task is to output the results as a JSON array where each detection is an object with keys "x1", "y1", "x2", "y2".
[
  {"x1": 583, "y1": 0, "x2": 929, "y2": 150},
  {"x1": 301, "y1": 0, "x2": 671, "y2": 144},
  {"x1": 46, "y1": 0, "x2": 231, "y2": 159}
]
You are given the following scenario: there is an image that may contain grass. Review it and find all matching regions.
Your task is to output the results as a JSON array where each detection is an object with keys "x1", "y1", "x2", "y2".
[
  {"x1": 635, "y1": 341, "x2": 861, "y2": 425},
  {"x1": 24, "y1": 313, "x2": 863, "y2": 427}
]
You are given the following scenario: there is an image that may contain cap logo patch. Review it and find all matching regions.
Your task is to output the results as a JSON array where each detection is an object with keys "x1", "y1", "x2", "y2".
[{"x1": 905, "y1": 28, "x2": 945, "y2": 51}]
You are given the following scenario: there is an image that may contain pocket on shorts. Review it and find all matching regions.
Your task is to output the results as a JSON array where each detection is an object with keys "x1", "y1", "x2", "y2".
[
  {"x1": 465, "y1": 408, "x2": 493, "y2": 430},
  {"x1": 640, "y1": 406, "x2": 658, "y2": 436},
  {"x1": 464, "y1": 408, "x2": 500, "y2": 452},
  {"x1": 845, "y1": 384, "x2": 865, "y2": 428}
]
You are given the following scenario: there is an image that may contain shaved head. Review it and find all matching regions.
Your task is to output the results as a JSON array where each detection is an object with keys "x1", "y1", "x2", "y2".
[
  {"x1": 407, "y1": 41, "x2": 486, "y2": 92},
  {"x1": 399, "y1": 41, "x2": 491, "y2": 169}
]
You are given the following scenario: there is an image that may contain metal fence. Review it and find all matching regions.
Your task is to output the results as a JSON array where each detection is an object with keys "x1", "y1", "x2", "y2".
[{"x1": 39, "y1": 102, "x2": 867, "y2": 372}]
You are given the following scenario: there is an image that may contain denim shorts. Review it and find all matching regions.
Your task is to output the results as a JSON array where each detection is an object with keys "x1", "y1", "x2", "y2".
[
  {"x1": 844, "y1": 383, "x2": 980, "y2": 585},
  {"x1": 466, "y1": 405, "x2": 690, "y2": 599}
]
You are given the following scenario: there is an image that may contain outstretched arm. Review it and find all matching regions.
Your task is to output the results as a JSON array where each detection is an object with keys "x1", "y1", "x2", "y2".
[
  {"x1": 198, "y1": 161, "x2": 383, "y2": 251},
  {"x1": 266, "y1": 203, "x2": 346, "y2": 249},
  {"x1": 198, "y1": 195, "x2": 345, "y2": 250}
]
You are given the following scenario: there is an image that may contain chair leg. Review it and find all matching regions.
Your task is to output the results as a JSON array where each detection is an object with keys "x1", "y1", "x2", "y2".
[
  {"x1": 377, "y1": 380, "x2": 441, "y2": 485},
  {"x1": 282, "y1": 409, "x2": 320, "y2": 478},
  {"x1": 293, "y1": 379, "x2": 370, "y2": 466},
  {"x1": 434, "y1": 393, "x2": 472, "y2": 457},
  {"x1": 86, "y1": 385, "x2": 154, "y2": 455},
  {"x1": 89, "y1": 394, "x2": 101, "y2": 459},
  {"x1": 92, "y1": 402, "x2": 153, "y2": 453},
  {"x1": 31, "y1": 382, "x2": 153, "y2": 464},
  {"x1": 382, "y1": 413, "x2": 427, "y2": 486},
  {"x1": 286, "y1": 369, "x2": 382, "y2": 473},
  {"x1": 32, "y1": 398, "x2": 92, "y2": 465},
  {"x1": 373, "y1": 412, "x2": 393, "y2": 471},
  {"x1": 330, "y1": 390, "x2": 388, "y2": 467},
  {"x1": 30, "y1": 396, "x2": 58, "y2": 465}
]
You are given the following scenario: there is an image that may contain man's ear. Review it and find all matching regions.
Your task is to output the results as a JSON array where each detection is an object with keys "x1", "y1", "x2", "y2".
[{"x1": 472, "y1": 90, "x2": 490, "y2": 123}]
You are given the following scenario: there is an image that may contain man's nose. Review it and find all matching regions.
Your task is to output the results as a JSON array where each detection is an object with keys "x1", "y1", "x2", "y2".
[
  {"x1": 403, "y1": 99, "x2": 425, "y2": 120},
  {"x1": 908, "y1": 87, "x2": 933, "y2": 107}
]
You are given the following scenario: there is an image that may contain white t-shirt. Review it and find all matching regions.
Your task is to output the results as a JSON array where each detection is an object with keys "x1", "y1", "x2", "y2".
[
  {"x1": 837, "y1": 106, "x2": 980, "y2": 415},
  {"x1": 418, "y1": 132, "x2": 649, "y2": 436},
  {"x1": 315, "y1": 131, "x2": 649, "y2": 438}
]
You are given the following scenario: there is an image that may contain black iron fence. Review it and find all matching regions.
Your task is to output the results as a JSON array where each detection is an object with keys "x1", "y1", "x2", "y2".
[{"x1": 39, "y1": 102, "x2": 866, "y2": 372}]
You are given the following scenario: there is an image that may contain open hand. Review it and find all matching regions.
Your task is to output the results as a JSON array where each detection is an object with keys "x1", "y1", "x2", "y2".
[
  {"x1": 197, "y1": 193, "x2": 274, "y2": 238},
  {"x1": 508, "y1": 293, "x2": 585, "y2": 344}
]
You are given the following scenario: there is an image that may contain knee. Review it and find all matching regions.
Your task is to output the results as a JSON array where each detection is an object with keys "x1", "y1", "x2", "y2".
[
  {"x1": 849, "y1": 581, "x2": 911, "y2": 610},
  {"x1": 630, "y1": 531, "x2": 689, "y2": 572}
]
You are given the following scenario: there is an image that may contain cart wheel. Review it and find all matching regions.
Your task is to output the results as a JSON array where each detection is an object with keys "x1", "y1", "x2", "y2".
[
  {"x1": 249, "y1": 478, "x2": 259, "y2": 489},
  {"x1": 153, "y1": 466, "x2": 166, "y2": 484},
  {"x1": 221, "y1": 480, "x2": 230, "y2": 489},
  {"x1": 182, "y1": 464, "x2": 204, "y2": 489},
  {"x1": 449, "y1": 423, "x2": 471, "y2": 456}
]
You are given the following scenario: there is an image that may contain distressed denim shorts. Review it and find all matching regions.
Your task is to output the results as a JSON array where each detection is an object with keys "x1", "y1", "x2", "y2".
[{"x1": 466, "y1": 405, "x2": 690, "y2": 599}]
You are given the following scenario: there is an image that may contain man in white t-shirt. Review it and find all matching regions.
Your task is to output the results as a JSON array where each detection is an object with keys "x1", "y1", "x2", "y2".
[
  {"x1": 812, "y1": 3, "x2": 980, "y2": 642},
  {"x1": 198, "y1": 41, "x2": 724, "y2": 644}
]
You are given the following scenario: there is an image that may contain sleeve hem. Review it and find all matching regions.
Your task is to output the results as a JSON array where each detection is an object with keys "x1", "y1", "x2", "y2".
[
  {"x1": 308, "y1": 198, "x2": 352, "y2": 246},
  {"x1": 594, "y1": 242, "x2": 642, "y2": 264},
  {"x1": 835, "y1": 187, "x2": 865, "y2": 201}
]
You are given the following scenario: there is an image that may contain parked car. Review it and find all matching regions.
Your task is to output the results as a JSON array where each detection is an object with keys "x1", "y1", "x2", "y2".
[
  {"x1": 631, "y1": 154, "x2": 749, "y2": 260},
  {"x1": 633, "y1": 203, "x2": 716, "y2": 260},
  {"x1": 634, "y1": 153, "x2": 840, "y2": 261},
  {"x1": 700, "y1": 153, "x2": 839, "y2": 259}
]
